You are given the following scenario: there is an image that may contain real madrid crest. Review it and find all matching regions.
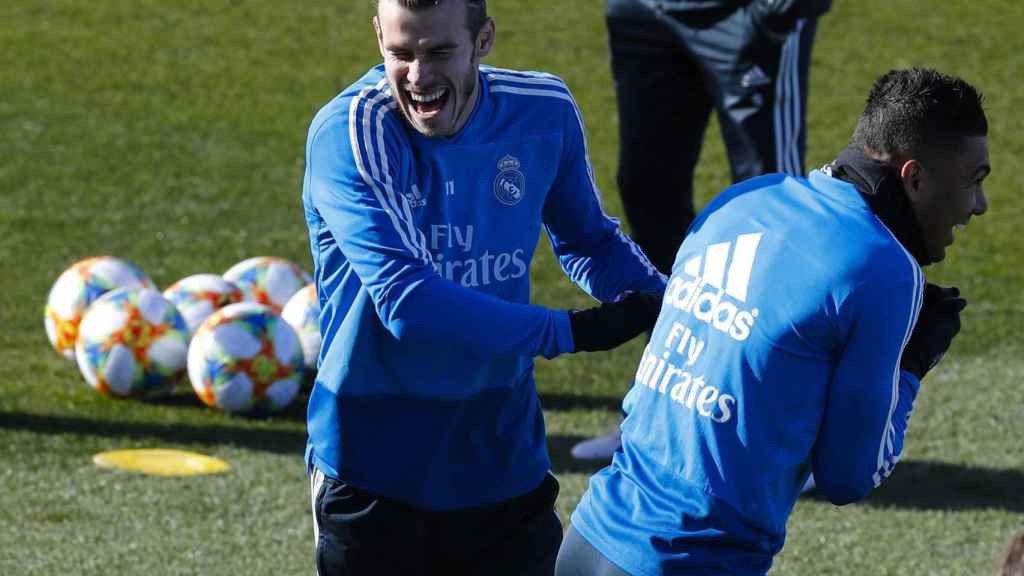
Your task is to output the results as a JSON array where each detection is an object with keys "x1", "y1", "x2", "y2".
[{"x1": 493, "y1": 154, "x2": 525, "y2": 206}]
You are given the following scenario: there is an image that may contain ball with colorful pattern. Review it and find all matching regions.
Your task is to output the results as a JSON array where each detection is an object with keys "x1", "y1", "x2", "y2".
[
  {"x1": 187, "y1": 302, "x2": 303, "y2": 415},
  {"x1": 163, "y1": 274, "x2": 244, "y2": 335},
  {"x1": 222, "y1": 257, "x2": 312, "y2": 313},
  {"x1": 75, "y1": 287, "x2": 189, "y2": 398},
  {"x1": 281, "y1": 284, "x2": 321, "y2": 375},
  {"x1": 45, "y1": 256, "x2": 156, "y2": 360}
]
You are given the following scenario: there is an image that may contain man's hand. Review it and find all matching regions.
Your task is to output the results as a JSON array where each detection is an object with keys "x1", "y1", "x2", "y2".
[
  {"x1": 568, "y1": 292, "x2": 663, "y2": 353},
  {"x1": 900, "y1": 283, "x2": 966, "y2": 379},
  {"x1": 748, "y1": 0, "x2": 805, "y2": 43}
]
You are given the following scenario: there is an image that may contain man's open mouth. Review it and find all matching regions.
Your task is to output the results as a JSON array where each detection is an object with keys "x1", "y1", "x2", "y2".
[{"x1": 408, "y1": 88, "x2": 448, "y2": 115}]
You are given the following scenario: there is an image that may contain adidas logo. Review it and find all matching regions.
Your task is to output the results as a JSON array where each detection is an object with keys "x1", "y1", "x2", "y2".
[
  {"x1": 403, "y1": 184, "x2": 427, "y2": 209},
  {"x1": 665, "y1": 233, "x2": 762, "y2": 342},
  {"x1": 741, "y1": 65, "x2": 771, "y2": 89}
]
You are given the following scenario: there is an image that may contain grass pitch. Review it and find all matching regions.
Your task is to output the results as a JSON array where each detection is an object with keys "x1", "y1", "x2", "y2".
[{"x1": 2, "y1": 1, "x2": 1022, "y2": 574}]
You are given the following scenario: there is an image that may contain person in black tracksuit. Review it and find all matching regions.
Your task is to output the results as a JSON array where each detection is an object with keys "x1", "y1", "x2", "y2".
[
  {"x1": 610, "y1": 0, "x2": 832, "y2": 273},
  {"x1": 572, "y1": 0, "x2": 832, "y2": 460}
]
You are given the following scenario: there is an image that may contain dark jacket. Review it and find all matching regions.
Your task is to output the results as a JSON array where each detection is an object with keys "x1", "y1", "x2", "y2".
[
  {"x1": 640, "y1": 0, "x2": 832, "y2": 14},
  {"x1": 636, "y1": 0, "x2": 832, "y2": 41}
]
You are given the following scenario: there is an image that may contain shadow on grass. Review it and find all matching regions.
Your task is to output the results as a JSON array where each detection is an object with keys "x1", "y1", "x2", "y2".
[
  {"x1": 803, "y1": 459, "x2": 1024, "y2": 513},
  {"x1": 539, "y1": 392, "x2": 624, "y2": 413},
  {"x1": 146, "y1": 387, "x2": 310, "y2": 423},
  {"x1": 548, "y1": 434, "x2": 613, "y2": 476},
  {"x1": 0, "y1": 409, "x2": 307, "y2": 455}
]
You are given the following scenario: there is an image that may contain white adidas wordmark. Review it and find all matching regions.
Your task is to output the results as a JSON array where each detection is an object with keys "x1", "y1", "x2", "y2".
[{"x1": 666, "y1": 233, "x2": 763, "y2": 341}]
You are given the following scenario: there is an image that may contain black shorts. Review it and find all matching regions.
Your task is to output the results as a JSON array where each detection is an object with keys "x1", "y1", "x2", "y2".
[{"x1": 310, "y1": 467, "x2": 563, "y2": 576}]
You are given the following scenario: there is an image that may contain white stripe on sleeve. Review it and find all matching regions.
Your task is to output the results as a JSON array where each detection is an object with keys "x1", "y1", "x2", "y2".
[
  {"x1": 871, "y1": 249, "x2": 923, "y2": 487},
  {"x1": 372, "y1": 90, "x2": 431, "y2": 259},
  {"x1": 348, "y1": 84, "x2": 431, "y2": 264}
]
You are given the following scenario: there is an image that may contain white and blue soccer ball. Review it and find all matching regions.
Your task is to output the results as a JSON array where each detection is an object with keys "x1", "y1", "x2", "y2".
[
  {"x1": 45, "y1": 256, "x2": 156, "y2": 360},
  {"x1": 74, "y1": 287, "x2": 189, "y2": 398},
  {"x1": 163, "y1": 273, "x2": 244, "y2": 335},
  {"x1": 222, "y1": 256, "x2": 312, "y2": 313},
  {"x1": 281, "y1": 283, "x2": 321, "y2": 376},
  {"x1": 187, "y1": 303, "x2": 303, "y2": 415}
]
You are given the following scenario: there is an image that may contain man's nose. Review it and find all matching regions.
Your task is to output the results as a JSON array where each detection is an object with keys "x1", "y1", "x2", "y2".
[
  {"x1": 407, "y1": 58, "x2": 433, "y2": 87},
  {"x1": 973, "y1": 187, "x2": 989, "y2": 216}
]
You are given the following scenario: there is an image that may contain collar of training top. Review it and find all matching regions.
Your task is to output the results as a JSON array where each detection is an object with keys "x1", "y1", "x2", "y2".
[{"x1": 828, "y1": 146, "x2": 931, "y2": 266}]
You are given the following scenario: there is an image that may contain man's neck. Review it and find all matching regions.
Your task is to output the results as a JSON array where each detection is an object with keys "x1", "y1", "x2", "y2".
[
  {"x1": 449, "y1": 69, "x2": 482, "y2": 137},
  {"x1": 828, "y1": 146, "x2": 931, "y2": 266}
]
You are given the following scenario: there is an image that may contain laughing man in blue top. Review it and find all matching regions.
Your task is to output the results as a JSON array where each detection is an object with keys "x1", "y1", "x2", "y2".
[
  {"x1": 558, "y1": 68, "x2": 990, "y2": 576},
  {"x1": 302, "y1": 1, "x2": 666, "y2": 574}
]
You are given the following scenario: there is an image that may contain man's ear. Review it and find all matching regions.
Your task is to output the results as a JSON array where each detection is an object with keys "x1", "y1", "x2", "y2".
[
  {"x1": 899, "y1": 159, "x2": 923, "y2": 202},
  {"x1": 373, "y1": 16, "x2": 385, "y2": 58},
  {"x1": 474, "y1": 18, "x2": 496, "y2": 59}
]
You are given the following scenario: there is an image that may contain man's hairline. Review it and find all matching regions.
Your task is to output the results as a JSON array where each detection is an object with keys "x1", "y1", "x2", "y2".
[
  {"x1": 374, "y1": 0, "x2": 488, "y2": 36},
  {"x1": 857, "y1": 132, "x2": 987, "y2": 170}
]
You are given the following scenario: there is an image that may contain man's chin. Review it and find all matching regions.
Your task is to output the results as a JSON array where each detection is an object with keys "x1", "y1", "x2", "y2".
[
  {"x1": 412, "y1": 120, "x2": 447, "y2": 137},
  {"x1": 403, "y1": 108, "x2": 451, "y2": 137}
]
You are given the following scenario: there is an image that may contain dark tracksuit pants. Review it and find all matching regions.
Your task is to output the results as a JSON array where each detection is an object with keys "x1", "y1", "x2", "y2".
[
  {"x1": 310, "y1": 467, "x2": 563, "y2": 576},
  {"x1": 607, "y1": 0, "x2": 819, "y2": 274}
]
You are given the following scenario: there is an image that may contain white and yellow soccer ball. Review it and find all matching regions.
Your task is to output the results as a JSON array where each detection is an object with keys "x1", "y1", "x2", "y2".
[
  {"x1": 222, "y1": 256, "x2": 312, "y2": 313},
  {"x1": 281, "y1": 284, "x2": 321, "y2": 375},
  {"x1": 162, "y1": 274, "x2": 244, "y2": 335},
  {"x1": 45, "y1": 256, "x2": 156, "y2": 360},
  {"x1": 187, "y1": 303, "x2": 303, "y2": 415},
  {"x1": 74, "y1": 287, "x2": 190, "y2": 398}
]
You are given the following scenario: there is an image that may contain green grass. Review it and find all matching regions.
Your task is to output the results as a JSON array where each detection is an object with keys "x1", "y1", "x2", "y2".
[{"x1": 2, "y1": 0, "x2": 1023, "y2": 574}]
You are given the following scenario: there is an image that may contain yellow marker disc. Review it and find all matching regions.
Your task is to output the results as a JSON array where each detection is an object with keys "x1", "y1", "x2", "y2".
[{"x1": 93, "y1": 449, "x2": 230, "y2": 477}]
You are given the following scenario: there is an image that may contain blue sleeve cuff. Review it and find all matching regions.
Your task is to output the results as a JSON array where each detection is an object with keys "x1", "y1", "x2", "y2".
[
  {"x1": 552, "y1": 310, "x2": 575, "y2": 358},
  {"x1": 899, "y1": 368, "x2": 922, "y2": 396}
]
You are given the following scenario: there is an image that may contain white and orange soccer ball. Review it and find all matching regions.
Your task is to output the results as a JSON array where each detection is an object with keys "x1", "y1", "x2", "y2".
[
  {"x1": 163, "y1": 274, "x2": 244, "y2": 335},
  {"x1": 187, "y1": 303, "x2": 303, "y2": 415},
  {"x1": 281, "y1": 284, "x2": 321, "y2": 374},
  {"x1": 74, "y1": 287, "x2": 190, "y2": 398},
  {"x1": 222, "y1": 257, "x2": 312, "y2": 313},
  {"x1": 45, "y1": 256, "x2": 156, "y2": 360}
]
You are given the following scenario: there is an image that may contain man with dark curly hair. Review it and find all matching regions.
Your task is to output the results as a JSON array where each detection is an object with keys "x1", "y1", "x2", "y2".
[{"x1": 559, "y1": 67, "x2": 990, "y2": 576}]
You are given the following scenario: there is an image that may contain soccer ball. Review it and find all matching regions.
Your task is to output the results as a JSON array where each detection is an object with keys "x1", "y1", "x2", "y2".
[
  {"x1": 187, "y1": 303, "x2": 303, "y2": 415},
  {"x1": 45, "y1": 256, "x2": 156, "y2": 360},
  {"x1": 75, "y1": 287, "x2": 189, "y2": 398},
  {"x1": 163, "y1": 274, "x2": 244, "y2": 335},
  {"x1": 281, "y1": 284, "x2": 321, "y2": 374},
  {"x1": 222, "y1": 256, "x2": 312, "y2": 313}
]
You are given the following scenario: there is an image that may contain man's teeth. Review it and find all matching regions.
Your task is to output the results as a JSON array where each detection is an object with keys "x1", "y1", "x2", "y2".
[{"x1": 409, "y1": 89, "x2": 446, "y2": 103}]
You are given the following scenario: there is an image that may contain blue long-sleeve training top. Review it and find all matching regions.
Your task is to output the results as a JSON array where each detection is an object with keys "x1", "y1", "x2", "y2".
[
  {"x1": 571, "y1": 170, "x2": 924, "y2": 575},
  {"x1": 302, "y1": 64, "x2": 665, "y2": 510}
]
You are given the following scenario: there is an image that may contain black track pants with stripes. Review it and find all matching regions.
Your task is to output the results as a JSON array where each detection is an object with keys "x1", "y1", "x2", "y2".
[{"x1": 606, "y1": 0, "x2": 820, "y2": 275}]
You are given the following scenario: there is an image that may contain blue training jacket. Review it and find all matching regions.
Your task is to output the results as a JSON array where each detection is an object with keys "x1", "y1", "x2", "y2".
[
  {"x1": 571, "y1": 170, "x2": 924, "y2": 575},
  {"x1": 302, "y1": 65, "x2": 665, "y2": 510}
]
